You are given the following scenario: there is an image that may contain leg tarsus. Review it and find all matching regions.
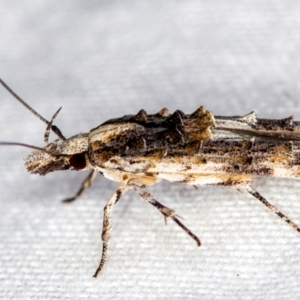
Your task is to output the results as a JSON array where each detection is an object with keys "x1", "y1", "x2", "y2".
[
  {"x1": 171, "y1": 216, "x2": 201, "y2": 246},
  {"x1": 93, "y1": 242, "x2": 108, "y2": 278},
  {"x1": 93, "y1": 183, "x2": 129, "y2": 278},
  {"x1": 245, "y1": 185, "x2": 300, "y2": 233},
  {"x1": 62, "y1": 170, "x2": 97, "y2": 203}
]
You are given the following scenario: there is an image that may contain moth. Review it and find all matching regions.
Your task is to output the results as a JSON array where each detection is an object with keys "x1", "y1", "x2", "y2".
[{"x1": 1, "y1": 78, "x2": 300, "y2": 278}]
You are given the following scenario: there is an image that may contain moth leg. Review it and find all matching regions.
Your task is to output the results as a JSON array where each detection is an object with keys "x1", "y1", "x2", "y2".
[
  {"x1": 131, "y1": 183, "x2": 201, "y2": 246},
  {"x1": 93, "y1": 182, "x2": 129, "y2": 278},
  {"x1": 193, "y1": 185, "x2": 200, "y2": 191},
  {"x1": 62, "y1": 170, "x2": 98, "y2": 203},
  {"x1": 245, "y1": 186, "x2": 300, "y2": 233}
]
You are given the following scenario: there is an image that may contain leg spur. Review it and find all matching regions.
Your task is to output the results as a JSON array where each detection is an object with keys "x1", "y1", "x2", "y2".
[{"x1": 131, "y1": 184, "x2": 201, "y2": 246}]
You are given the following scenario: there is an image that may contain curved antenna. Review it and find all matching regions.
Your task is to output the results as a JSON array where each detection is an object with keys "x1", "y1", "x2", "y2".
[
  {"x1": 0, "y1": 78, "x2": 66, "y2": 140},
  {"x1": 44, "y1": 106, "x2": 62, "y2": 145}
]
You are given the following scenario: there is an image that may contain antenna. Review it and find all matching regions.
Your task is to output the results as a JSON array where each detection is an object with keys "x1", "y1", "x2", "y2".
[
  {"x1": 0, "y1": 142, "x2": 58, "y2": 157},
  {"x1": 0, "y1": 78, "x2": 66, "y2": 140}
]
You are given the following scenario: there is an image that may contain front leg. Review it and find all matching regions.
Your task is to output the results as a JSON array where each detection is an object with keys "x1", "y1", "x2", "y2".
[
  {"x1": 93, "y1": 182, "x2": 130, "y2": 278},
  {"x1": 62, "y1": 170, "x2": 98, "y2": 203}
]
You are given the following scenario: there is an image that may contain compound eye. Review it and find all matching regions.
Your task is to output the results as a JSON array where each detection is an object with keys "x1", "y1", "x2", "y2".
[{"x1": 69, "y1": 153, "x2": 86, "y2": 170}]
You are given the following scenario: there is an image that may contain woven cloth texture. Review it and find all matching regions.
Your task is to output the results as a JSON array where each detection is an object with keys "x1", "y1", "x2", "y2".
[{"x1": 1, "y1": 1, "x2": 300, "y2": 299}]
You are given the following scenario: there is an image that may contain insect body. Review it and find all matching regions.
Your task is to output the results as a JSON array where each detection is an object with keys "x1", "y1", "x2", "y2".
[{"x1": 1, "y1": 78, "x2": 300, "y2": 278}]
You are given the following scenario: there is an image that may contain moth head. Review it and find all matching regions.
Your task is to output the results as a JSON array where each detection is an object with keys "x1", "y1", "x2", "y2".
[
  {"x1": 0, "y1": 78, "x2": 93, "y2": 175},
  {"x1": 23, "y1": 133, "x2": 90, "y2": 175}
]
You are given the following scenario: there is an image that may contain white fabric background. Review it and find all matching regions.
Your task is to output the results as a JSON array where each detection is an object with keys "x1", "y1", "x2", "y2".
[{"x1": 1, "y1": 1, "x2": 300, "y2": 299}]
